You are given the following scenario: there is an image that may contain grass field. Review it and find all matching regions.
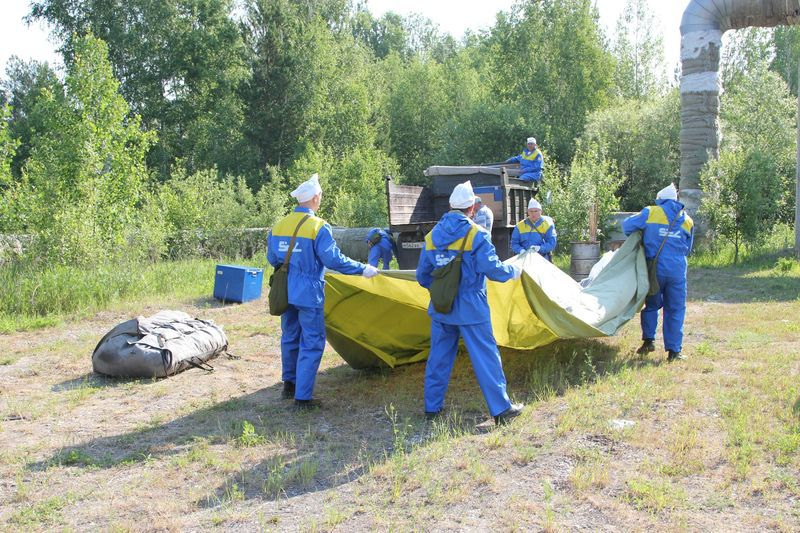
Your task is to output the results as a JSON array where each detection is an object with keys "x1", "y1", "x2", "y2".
[{"x1": 0, "y1": 253, "x2": 798, "y2": 530}]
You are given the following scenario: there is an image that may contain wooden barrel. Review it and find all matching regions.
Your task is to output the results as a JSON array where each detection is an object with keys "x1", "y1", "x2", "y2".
[{"x1": 570, "y1": 241, "x2": 601, "y2": 282}]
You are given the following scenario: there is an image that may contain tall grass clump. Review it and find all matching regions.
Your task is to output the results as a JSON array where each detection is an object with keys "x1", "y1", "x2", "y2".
[{"x1": 0, "y1": 257, "x2": 257, "y2": 332}]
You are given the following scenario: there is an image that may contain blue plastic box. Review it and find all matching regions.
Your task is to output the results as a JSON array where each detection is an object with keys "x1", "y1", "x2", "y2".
[{"x1": 213, "y1": 264, "x2": 264, "y2": 303}]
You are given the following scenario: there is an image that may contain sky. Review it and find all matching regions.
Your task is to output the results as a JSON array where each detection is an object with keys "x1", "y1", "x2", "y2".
[{"x1": 0, "y1": 0, "x2": 687, "y2": 77}]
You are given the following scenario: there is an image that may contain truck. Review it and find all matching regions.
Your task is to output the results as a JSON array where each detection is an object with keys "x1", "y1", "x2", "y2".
[{"x1": 385, "y1": 164, "x2": 538, "y2": 269}]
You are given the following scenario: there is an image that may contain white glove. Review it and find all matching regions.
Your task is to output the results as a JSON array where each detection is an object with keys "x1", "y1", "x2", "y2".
[
  {"x1": 528, "y1": 245, "x2": 540, "y2": 253},
  {"x1": 511, "y1": 264, "x2": 523, "y2": 280},
  {"x1": 362, "y1": 264, "x2": 379, "y2": 278}
]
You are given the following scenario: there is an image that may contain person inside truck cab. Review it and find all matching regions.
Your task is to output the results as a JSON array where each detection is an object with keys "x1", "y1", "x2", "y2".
[
  {"x1": 365, "y1": 228, "x2": 396, "y2": 270},
  {"x1": 511, "y1": 198, "x2": 557, "y2": 261},
  {"x1": 505, "y1": 136, "x2": 544, "y2": 182}
]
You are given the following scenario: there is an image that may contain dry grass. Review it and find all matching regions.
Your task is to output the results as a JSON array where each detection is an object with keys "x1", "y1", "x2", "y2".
[{"x1": 0, "y1": 261, "x2": 798, "y2": 530}]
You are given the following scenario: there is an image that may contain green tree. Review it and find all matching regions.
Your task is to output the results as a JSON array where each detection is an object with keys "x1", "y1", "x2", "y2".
[
  {"x1": 242, "y1": 0, "x2": 383, "y2": 186},
  {"x1": 772, "y1": 25, "x2": 800, "y2": 95},
  {"x1": 611, "y1": 0, "x2": 666, "y2": 99},
  {"x1": 720, "y1": 67, "x2": 796, "y2": 223},
  {"x1": 0, "y1": 104, "x2": 18, "y2": 192},
  {"x1": 277, "y1": 143, "x2": 399, "y2": 227},
  {"x1": 702, "y1": 65, "x2": 795, "y2": 261},
  {"x1": 700, "y1": 149, "x2": 781, "y2": 262},
  {"x1": 351, "y1": 7, "x2": 409, "y2": 59},
  {"x1": 382, "y1": 56, "x2": 449, "y2": 182},
  {"x1": 30, "y1": 0, "x2": 249, "y2": 178},
  {"x1": 579, "y1": 90, "x2": 680, "y2": 211},
  {"x1": 19, "y1": 34, "x2": 156, "y2": 265},
  {"x1": 547, "y1": 146, "x2": 623, "y2": 246},
  {"x1": 1, "y1": 58, "x2": 63, "y2": 178},
  {"x1": 720, "y1": 27, "x2": 774, "y2": 90},
  {"x1": 482, "y1": 0, "x2": 614, "y2": 164}
]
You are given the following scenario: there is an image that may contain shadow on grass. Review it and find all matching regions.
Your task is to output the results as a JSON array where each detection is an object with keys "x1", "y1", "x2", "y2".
[
  {"x1": 28, "y1": 337, "x2": 648, "y2": 506},
  {"x1": 190, "y1": 296, "x2": 234, "y2": 309},
  {"x1": 689, "y1": 264, "x2": 800, "y2": 304},
  {"x1": 51, "y1": 372, "x2": 145, "y2": 392}
]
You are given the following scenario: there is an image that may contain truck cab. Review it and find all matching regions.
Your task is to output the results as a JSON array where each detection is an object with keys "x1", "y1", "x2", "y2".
[{"x1": 386, "y1": 164, "x2": 538, "y2": 269}]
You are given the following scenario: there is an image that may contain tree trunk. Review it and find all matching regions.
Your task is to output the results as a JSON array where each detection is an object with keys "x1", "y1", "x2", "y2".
[{"x1": 796, "y1": 60, "x2": 800, "y2": 261}]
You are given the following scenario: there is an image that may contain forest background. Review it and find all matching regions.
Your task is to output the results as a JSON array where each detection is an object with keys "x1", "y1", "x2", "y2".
[{"x1": 0, "y1": 0, "x2": 798, "y2": 278}]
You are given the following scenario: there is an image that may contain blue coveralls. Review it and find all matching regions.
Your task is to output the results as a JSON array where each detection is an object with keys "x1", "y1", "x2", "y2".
[
  {"x1": 473, "y1": 205, "x2": 494, "y2": 234},
  {"x1": 267, "y1": 207, "x2": 366, "y2": 400},
  {"x1": 622, "y1": 199, "x2": 694, "y2": 352},
  {"x1": 505, "y1": 148, "x2": 544, "y2": 182},
  {"x1": 511, "y1": 216, "x2": 557, "y2": 261},
  {"x1": 415, "y1": 211, "x2": 517, "y2": 417},
  {"x1": 366, "y1": 228, "x2": 395, "y2": 270}
]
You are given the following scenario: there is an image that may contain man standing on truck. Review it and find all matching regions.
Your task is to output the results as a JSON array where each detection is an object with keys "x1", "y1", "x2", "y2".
[
  {"x1": 622, "y1": 183, "x2": 693, "y2": 362},
  {"x1": 511, "y1": 198, "x2": 557, "y2": 261},
  {"x1": 416, "y1": 180, "x2": 524, "y2": 425},
  {"x1": 267, "y1": 173, "x2": 379, "y2": 409},
  {"x1": 505, "y1": 137, "x2": 544, "y2": 183}
]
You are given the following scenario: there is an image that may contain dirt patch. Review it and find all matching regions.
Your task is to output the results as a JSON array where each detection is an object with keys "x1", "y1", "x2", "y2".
[{"x1": 1, "y1": 276, "x2": 799, "y2": 530}]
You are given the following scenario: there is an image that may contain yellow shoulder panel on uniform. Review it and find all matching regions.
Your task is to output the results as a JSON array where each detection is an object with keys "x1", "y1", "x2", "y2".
[
  {"x1": 296, "y1": 216, "x2": 325, "y2": 240},
  {"x1": 516, "y1": 219, "x2": 532, "y2": 234},
  {"x1": 425, "y1": 231, "x2": 435, "y2": 251},
  {"x1": 681, "y1": 213, "x2": 694, "y2": 233},
  {"x1": 535, "y1": 219, "x2": 550, "y2": 233},
  {"x1": 645, "y1": 205, "x2": 668, "y2": 225},
  {"x1": 522, "y1": 149, "x2": 541, "y2": 161},
  {"x1": 272, "y1": 212, "x2": 324, "y2": 239},
  {"x1": 425, "y1": 225, "x2": 478, "y2": 251},
  {"x1": 447, "y1": 225, "x2": 478, "y2": 251}
]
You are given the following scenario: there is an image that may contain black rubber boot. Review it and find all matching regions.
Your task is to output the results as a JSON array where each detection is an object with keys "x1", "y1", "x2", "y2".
[
  {"x1": 636, "y1": 340, "x2": 656, "y2": 354},
  {"x1": 494, "y1": 403, "x2": 524, "y2": 426},
  {"x1": 667, "y1": 350, "x2": 686, "y2": 362},
  {"x1": 294, "y1": 399, "x2": 322, "y2": 410},
  {"x1": 281, "y1": 381, "x2": 295, "y2": 399}
]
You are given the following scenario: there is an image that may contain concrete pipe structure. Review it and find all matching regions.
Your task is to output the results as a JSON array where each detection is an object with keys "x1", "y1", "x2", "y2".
[{"x1": 680, "y1": 0, "x2": 800, "y2": 219}]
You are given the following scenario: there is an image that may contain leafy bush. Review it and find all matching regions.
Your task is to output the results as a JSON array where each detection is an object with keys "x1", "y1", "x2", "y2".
[
  {"x1": 0, "y1": 104, "x2": 17, "y2": 191},
  {"x1": 546, "y1": 146, "x2": 623, "y2": 248},
  {"x1": 276, "y1": 144, "x2": 399, "y2": 228},
  {"x1": 700, "y1": 148, "x2": 784, "y2": 263},
  {"x1": 154, "y1": 167, "x2": 287, "y2": 259},
  {"x1": 5, "y1": 34, "x2": 156, "y2": 266},
  {"x1": 578, "y1": 91, "x2": 680, "y2": 211}
]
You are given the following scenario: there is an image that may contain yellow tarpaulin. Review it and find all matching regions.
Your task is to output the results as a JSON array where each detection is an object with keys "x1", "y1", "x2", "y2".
[{"x1": 324, "y1": 233, "x2": 648, "y2": 369}]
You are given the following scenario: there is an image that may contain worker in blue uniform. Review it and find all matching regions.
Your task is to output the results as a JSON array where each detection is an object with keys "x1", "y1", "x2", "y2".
[
  {"x1": 365, "y1": 228, "x2": 396, "y2": 270},
  {"x1": 268, "y1": 173, "x2": 379, "y2": 408},
  {"x1": 622, "y1": 183, "x2": 694, "y2": 362},
  {"x1": 416, "y1": 180, "x2": 524, "y2": 425},
  {"x1": 505, "y1": 137, "x2": 544, "y2": 182},
  {"x1": 511, "y1": 198, "x2": 557, "y2": 261},
  {"x1": 473, "y1": 197, "x2": 494, "y2": 234}
]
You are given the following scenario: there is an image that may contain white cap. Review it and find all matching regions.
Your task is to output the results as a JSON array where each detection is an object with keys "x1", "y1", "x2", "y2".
[
  {"x1": 474, "y1": 196, "x2": 483, "y2": 204},
  {"x1": 656, "y1": 183, "x2": 678, "y2": 201},
  {"x1": 527, "y1": 198, "x2": 542, "y2": 210},
  {"x1": 527, "y1": 137, "x2": 536, "y2": 144},
  {"x1": 290, "y1": 173, "x2": 322, "y2": 203},
  {"x1": 449, "y1": 181, "x2": 477, "y2": 209}
]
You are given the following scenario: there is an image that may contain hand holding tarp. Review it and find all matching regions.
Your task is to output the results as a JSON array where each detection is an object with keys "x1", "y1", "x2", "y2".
[{"x1": 362, "y1": 265, "x2": 379, "y2": 278}]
